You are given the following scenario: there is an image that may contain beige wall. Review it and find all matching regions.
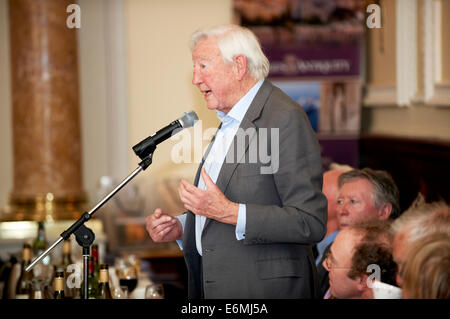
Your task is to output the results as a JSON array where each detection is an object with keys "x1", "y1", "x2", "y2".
[
  {"x1": 441, "y1": 0, "x2": 450, "y2": 83},
  {"x1": 363, "y1": 0, "x2": 450, "y2": 139},
  {"x1": 77, "y1": 0, "x2": 110, "y2": 203},
  {"x1": 125, "y1": 0, "x2": 231, "y2": 184},
  {"x1": 366, "y1": 0, "x2": 397, "y2": 86},
  {"x1": 362, "y1": 105, "x2": 450, "y2": 138},
  {"x1": 0, "y1": 0, "x2": 12, "y2": 209}
]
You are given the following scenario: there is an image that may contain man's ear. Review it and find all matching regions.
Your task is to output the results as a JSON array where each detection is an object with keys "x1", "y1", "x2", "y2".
[
  {"x1": 233, "y1": 54, "x2": 248, "y2": 80},
  {"x1": 378, "y1": 203, "x2": 392, "y2": 220},
  {"x1": 356, "y1": 274, "x2": 369, "y2": 292}
]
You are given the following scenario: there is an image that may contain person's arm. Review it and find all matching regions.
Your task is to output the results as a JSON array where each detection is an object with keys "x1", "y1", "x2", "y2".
[{"x1": 175, "y1": 214, "x2": 186, "y2": 249}]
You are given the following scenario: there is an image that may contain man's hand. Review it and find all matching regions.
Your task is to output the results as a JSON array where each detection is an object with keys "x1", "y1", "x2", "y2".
[
  {"x1": 145, "y1": 208, "x2": 182, "y2": 242},
  {"x1": 178, "y1": 168, "x2": 239, "y2": 225}
]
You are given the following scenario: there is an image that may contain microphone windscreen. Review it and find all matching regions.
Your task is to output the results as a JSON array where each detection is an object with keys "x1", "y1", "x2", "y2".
[{"x1": 179, "y1": 110, "x2": 199, "y2": 128}]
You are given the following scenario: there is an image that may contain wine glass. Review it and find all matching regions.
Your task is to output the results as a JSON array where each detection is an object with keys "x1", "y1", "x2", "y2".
[
  {"x1": 145, "y1": 284, "x2": 164, "y2": 299},
  {"x1": 117, "y1": 265, "x2": 138, "y2": 295},
  {"x1": 112, "y1": 286, "x2": 128, "y2": 299}
]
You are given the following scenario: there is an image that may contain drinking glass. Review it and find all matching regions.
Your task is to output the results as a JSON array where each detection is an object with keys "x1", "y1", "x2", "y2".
[
  {"x1": 112, "y1": 286, "x2": 128, "y2": 299},
  {"x1": 145, "y1": 284, "x2": 164, "y2": 299},
  {"x1": 117, "y1": 266, "x2": 138, "y2": 294}
]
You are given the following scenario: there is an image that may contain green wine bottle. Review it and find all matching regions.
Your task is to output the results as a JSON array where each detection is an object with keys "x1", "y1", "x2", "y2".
[
  {"x1": 96, "y1": 264, "x2": 112, "y2": 299},
  {"x1": 61, "y1": 238, "x2": 74, "y2": 298},
  {"x1": 15, "y1": 243, "x2": 33, "y2": 299},
  {"x1": 80, "y1": 256, "x2": 97, "y2": 299},
  {"x1": 61, "y1": 238, "x2": 73, "y2": 267},
  {"x1": 32, "y1": 222, "x2": 50, "y2": 265},
  {"x1": 91, "y1": 244, "x2": 100, "y2": 280}
]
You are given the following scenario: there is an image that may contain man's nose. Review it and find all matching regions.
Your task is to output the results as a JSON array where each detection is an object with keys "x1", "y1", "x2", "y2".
[
  {"x1": 337, "y1": 203, "x2": 347, "y2": 216},
  {"x1": 192, "y1": 69, "x2": 201, "y2": 85}
]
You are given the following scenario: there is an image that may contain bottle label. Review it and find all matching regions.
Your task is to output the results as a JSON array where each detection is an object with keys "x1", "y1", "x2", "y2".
[
  {"x1": 23, "y1": 248, "x2": 31, "y2": 261},
  {"x1": 55, "y1": 277, "x2": 64, "y2": 291},
  {"x1": 99, "y1": 269, "x2": 109, "y2": 283},
  {"x1": 16, "y1": 294, "x2": 29, "y2": 299}
]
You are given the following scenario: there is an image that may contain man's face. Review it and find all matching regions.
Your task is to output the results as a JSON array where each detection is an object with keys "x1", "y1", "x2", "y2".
[
  {"x1": 337, "y1": 178, "x2": 384, "y2": 229},
  {"x1": 191, "y1": 37, "x2": 240, "y2": 114},
  {"x1": 392, "y1": 230, "x2": 409, "y2": 287},
  {"x1": 323, "y1": 229, "x2": 363, "y2": 299}
]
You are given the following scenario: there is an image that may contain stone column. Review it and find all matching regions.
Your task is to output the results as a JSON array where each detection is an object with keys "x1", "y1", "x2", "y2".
[{"x1": 2, "y1": 0, "x2": 86, "y2": 221}]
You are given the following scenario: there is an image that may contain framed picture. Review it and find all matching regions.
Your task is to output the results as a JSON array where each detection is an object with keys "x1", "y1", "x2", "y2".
[{"x1": 271, "y1": 80, "x2": 321, "y2": 131}]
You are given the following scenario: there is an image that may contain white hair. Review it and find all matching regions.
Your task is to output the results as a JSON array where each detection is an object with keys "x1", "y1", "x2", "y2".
[
  {"x1": 391, "y1": 195, "x2": 450, "y2": 243},
  {"x1": 189, "y1": 24, "x2": 270, "y2": 80}
]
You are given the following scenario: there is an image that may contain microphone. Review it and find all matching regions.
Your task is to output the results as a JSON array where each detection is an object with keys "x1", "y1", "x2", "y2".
[{"x1": 132, "y1": 110, "x2": 199, "y2": 159}]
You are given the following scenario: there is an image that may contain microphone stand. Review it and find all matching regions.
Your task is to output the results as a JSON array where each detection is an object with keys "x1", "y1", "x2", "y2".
[{"x1": 25, "y1": 153, "x2": 154, "y2": 299}]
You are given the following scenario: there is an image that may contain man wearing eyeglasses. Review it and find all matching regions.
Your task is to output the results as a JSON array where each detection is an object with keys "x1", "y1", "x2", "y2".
[{"x1": 322, "y1": 220, "x2": 397, "y2": 299}]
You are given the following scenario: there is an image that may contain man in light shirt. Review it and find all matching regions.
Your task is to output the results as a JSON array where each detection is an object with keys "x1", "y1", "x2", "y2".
[{"x1": 146, "y1": 24, "x2": 327, "y2": 299}]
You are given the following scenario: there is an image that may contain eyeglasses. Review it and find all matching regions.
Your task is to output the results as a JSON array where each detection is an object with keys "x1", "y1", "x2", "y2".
[{"x1": 324, "y1": 252, "x2": 351, "y2": 270}]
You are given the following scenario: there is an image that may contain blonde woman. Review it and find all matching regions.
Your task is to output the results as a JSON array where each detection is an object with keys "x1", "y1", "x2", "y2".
[{"x1": 402, "y1": 234, "x2": 450, "y2": 299}]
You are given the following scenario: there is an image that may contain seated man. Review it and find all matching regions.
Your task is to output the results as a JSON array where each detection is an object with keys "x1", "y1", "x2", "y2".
[
  {"x1": 316, "y1": 168, "x2": 352, "y2": 265},
  {"x1": 315, "y1": 167, "x2": 351, "y2": 296},
  {"x1": 391, "y1": 195, "x2": 450, "y2": 287},
  {"x1": 317, "y1": 167, "x2": 400, "y2": 297},
  {"x1": 322, "y1": 220, "x2": 397, "y2": 299},
  {"x1": 336, "y1": 168, "x2": 400, "y2": 228}
]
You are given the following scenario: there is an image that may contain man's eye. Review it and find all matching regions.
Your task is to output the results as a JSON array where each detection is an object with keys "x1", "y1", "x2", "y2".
[
  {"x1": 350, "y1": 199, "x2": 357, "y2": 204},
  {"x1": 337, "y1": 199, "x2": 343, "y2": 205}
]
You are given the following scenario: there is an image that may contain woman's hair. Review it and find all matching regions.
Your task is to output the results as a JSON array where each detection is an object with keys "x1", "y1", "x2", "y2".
[
  {"x1": 391, "y1": 194, "x2": 450, "y2": 243},
  {"x1": 402, "y1": 234, "x2": 450, "y2": 299},
  {"x1": 189, "y1": 24, "x2": 270, "y2": 80}
]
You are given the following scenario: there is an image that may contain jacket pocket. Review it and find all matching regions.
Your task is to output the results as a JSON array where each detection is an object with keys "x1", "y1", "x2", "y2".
[{"x1": 256, "y1": 258, "x2": 304, "y2": 279}]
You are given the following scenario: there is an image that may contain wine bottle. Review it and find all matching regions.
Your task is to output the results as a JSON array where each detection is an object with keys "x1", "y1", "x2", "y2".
[
  {"x1": 54, "y1": 270, "x2": 65, "y2": 299},
  {"x1": 80, "y1": 256, "x2": 97, "y2": 299},
  {"x1": 61, "y1": 238, "x2": 74, "y2": 298},
  {"x1": 96, "y1": 264, "x2": 112, "y2": 299},
  {"x1": 61, "y1": 238, "x2": 73, "y2": 267},
  {"x1": 15, "y1": 243, "x2": 33, "y2": 299},
  {"x1": 32, "y1": 222, "x2": 50, "y2": 265},
  {"x1": 91, "y1": 244, "x2": 100, "y2": 280}
]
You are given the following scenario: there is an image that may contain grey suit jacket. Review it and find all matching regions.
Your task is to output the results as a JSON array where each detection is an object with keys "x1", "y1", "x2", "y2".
[{"x1": 182, "y1": 79, "x2": 327, "y2": 299}]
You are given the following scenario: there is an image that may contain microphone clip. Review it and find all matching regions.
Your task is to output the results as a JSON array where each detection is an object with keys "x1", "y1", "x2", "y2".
[
  {"x1": 138, "y1": 152, "x2": 153, "y2": 171},
  {"x1": 132, "y1": 136, "x2": 156, "y2": 160}
]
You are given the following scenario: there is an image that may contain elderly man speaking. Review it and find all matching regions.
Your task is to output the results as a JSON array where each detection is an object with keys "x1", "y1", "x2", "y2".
[{"x1": 146, "y1": 24, "x2": 327, "y2": 299}]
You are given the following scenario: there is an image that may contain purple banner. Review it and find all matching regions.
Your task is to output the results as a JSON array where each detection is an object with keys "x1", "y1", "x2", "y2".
[{"x1": 265, "y1": 44, "x2": 360, "y2": 78}]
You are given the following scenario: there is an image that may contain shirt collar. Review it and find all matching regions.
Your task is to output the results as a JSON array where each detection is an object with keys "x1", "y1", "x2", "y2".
[
  {"x1": 317, "y1": 230, "x2": 340, "y2": 255},
  {"x1": 216, "y1": 79, "x2": 264, "y2": 124}
]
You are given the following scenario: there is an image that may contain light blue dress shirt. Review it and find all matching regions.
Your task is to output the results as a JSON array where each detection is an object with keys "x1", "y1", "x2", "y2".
[
  {"x1": 176, "y1": 79, "x2": 264, "y2": 255},
  {"x1": 315, "y1": 230, "x2": 339, "y2": 265}
]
